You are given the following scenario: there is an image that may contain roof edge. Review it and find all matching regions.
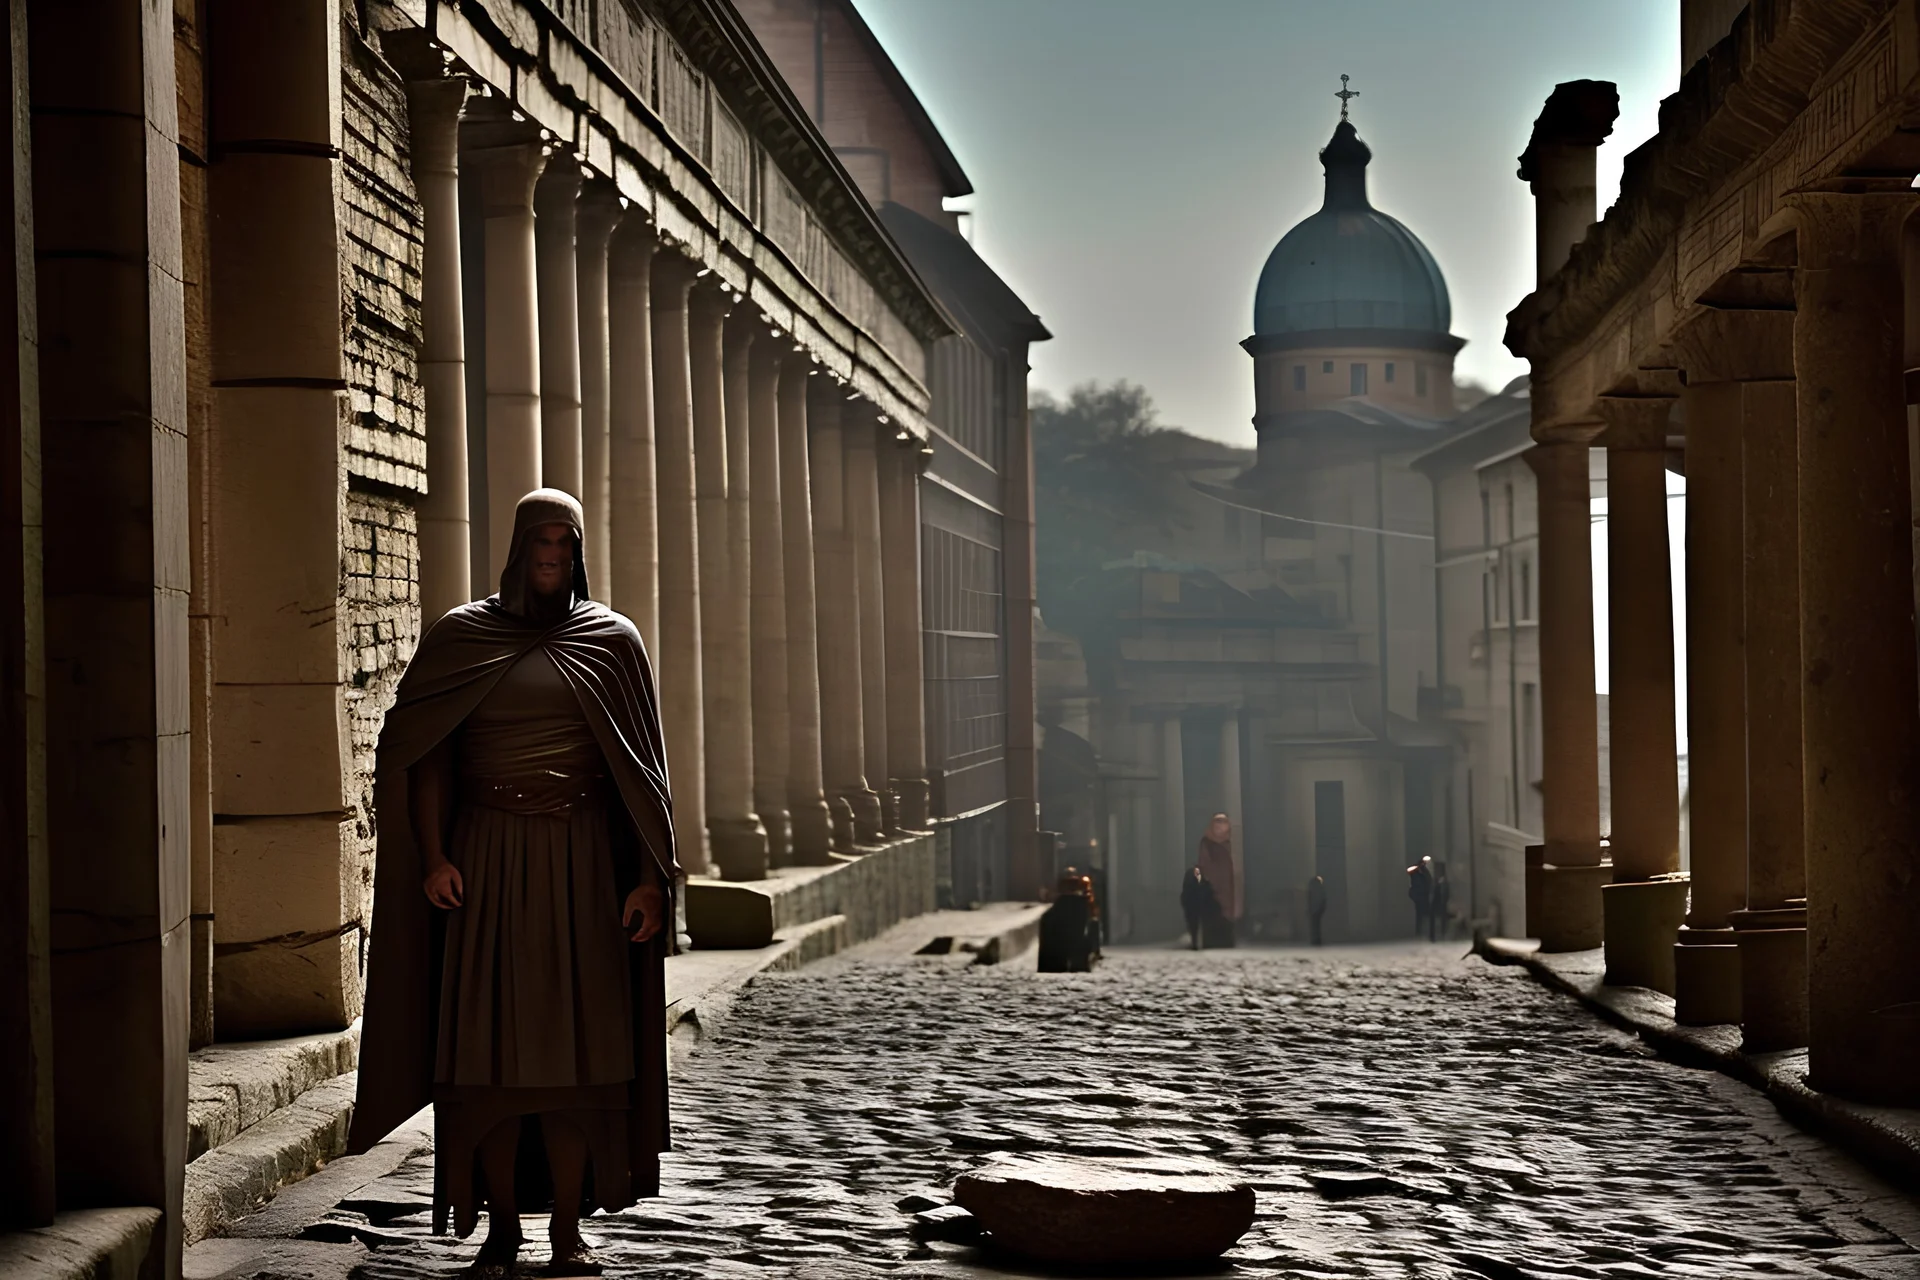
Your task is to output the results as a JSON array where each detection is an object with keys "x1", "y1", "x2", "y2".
[{"x1": 832, "y1": 0, "x2": 973, "y2": 199}]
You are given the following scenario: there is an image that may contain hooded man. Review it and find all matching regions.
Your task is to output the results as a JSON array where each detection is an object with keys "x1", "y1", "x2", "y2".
[{"x1": 348, "y1": 490, "x2": 678, "y2": 1277}]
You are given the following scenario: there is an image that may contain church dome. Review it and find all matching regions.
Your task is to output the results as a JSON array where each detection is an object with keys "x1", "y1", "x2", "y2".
[{"x1": 1252, "y1": 120, "x2": 1452, "y2": 339}]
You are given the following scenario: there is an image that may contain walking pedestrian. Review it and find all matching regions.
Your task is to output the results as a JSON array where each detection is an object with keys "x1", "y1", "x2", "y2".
[
  {"x1": 1306, "y1": 873, "x2": 1328, "y2": 947},
  {"x1": 1196, "y1": 813, "x2": 1240, "y2": 948},
  {"x1": 1407, "y1": 856, "x2": 1435, "y2": 941},
  {"x1": 349, "y1": 490, "x2": 678, "y2": 1277}
]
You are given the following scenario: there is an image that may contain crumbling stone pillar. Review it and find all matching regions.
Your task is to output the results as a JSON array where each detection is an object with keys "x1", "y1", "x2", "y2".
[
  {"x1": 406, "y1": 76, "x2": 471, "y2": 624},
  {"x1": 535, "y1": 160, "x2": 582, "y2": 501},
  {"x1": 810, "y1": 389, "x2": 882, "y2": 847},
  {"x1": 473, "y1": 140, "x2": 546, "y2": 580},
  {"x1": 696, "y1": 297, "x2": 766, "y2": 880},
  {"x1": 781, "y1": 364, "x2": 834, "y2": 864},
  {"x1": 575, "y1": 182, "x2": 622, "y2": 600},
  {"x1": 748, "y1": 333, "x2": 792, "y2": 865},
  {"x1": 1522, "y1": 436, "x2": 1607, "y2": 950},
  {"x1": 608, "y1": 223, "x2": 658, "y2": 650},
  {"x1": 1596, "y1": 396, "x2": 1687, "y2": 995},
  {"x1": 1789, "y1": 190, "x2": 1920, "y2": 1104},
  {"x1": 846, "y1": 408, "x2": 897, "y2": 835},
  {"x1": 1519, "y1": 80, "x2": 1618, "y2": 285},
  {"x1": 878, "y1": 433, "x2": 932, "y2": 831},
  {"x1": 650, "y1": 251, "x2": 707, "y2": 874}
]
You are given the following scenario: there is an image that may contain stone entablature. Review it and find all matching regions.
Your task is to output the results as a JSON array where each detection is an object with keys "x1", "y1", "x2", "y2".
[
  {"x1": 382, "y1": 0, "x2": 946, "y2": 437},
  {"x1": 1507, "y1": 4, "x2": 1917, "y2": 415}
]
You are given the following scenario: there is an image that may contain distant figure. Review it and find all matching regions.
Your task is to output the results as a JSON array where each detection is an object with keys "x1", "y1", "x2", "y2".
[
  {"x1": 1306, "y1": 874, "x2": 1328, "y2": 947},
  {"x1": 1430, "y1": 861, "x2": 1451, "y2": 942},
  {"x1": 1196, "y1": 813, "x2": 1239, "y2": 949},
  {"x1": 1179, "y1": 866, "x2": 1215, "y2": 951},
  {"x1": 1407, "y1": 856, "x2": 1435, "y2": 940},
  {"x1": 1039, "y1": 867, "x2": 1098, "y2": 972}
]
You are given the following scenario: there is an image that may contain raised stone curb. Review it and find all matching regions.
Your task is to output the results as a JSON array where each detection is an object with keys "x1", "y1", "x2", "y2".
[
  {"x1": 1478, "y1": 936, "x2": 1920, "y2": 1183},
  {"x1": 183, "y1": 1074, "x2": 358, "y2": 1246},
  {"x1": 188, "y1": 1028, "x2": 358, "y2": 1160},
  {"x1": 0, "y1": 1208, "x2": 162, "y2": 1280}
]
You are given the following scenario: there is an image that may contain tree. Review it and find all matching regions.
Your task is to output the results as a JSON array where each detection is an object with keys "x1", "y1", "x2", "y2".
[{"x1": 1031, "y1": 381, "x2": 1195, "y2": 642}]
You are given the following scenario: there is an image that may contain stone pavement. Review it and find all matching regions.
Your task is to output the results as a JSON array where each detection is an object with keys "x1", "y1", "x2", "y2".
[{"x1": 215, "y1": 942, "x2": 1920, "y2": 1278}]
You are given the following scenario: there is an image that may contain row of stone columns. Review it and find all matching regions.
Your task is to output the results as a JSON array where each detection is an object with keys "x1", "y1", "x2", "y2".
[
  {"x1": 1527, "y1": 188, "x2": 1920, "y2": 1105},
  {"x1": 405, "y1": 82, "x2": 933, "y2": 882}
]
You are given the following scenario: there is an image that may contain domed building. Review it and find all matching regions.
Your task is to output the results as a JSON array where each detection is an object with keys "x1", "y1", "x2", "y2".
[
  {"x1": 1041, "y1": 105, "x2": 1481, "y2": 950},
  {"x1": 1246, "y1": 119, "x2": 1464, "y2": 426}
]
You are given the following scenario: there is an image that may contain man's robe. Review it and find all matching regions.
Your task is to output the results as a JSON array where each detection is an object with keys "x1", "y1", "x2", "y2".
[{"x1": 347, "y1": 594, "x2": 679, "y2": 1214}]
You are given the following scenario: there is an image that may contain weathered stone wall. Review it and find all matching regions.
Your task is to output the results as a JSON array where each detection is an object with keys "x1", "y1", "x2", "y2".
[{"x1": 339, "y1": 15, "x2": 426, "y2": 984}]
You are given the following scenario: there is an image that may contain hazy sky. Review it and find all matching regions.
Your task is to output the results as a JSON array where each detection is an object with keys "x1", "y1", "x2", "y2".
[{"x1": 856, "y1": 0, "x2": 1681, "y2": 444}]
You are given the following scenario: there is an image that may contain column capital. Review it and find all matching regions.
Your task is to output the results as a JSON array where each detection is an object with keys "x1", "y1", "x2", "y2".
[
  {"x1": 689, "y1": 276, "x2": 733, "y2": 328},
  {"x1": 1781, "y1": 188, "x2": 1920, "y2": 268},
  {"x1": 533, "y1": 155, "x2": 583, "y2": 216},
  {"x1": 1671, "y1": 306, "x2": 1794, "y2": 384},
  {"x1": 576, "y1": 179, "x2": 624, "y2": 248},
  {"x1": 403, "y1": 76, "x2": 468, "y2": 176},
  {"x1": 1594, "y1": 395, "x2": 1674, "y2": 450},
  {"x1": 468, "y1": 138, "x2": 548, "y2": 212}
]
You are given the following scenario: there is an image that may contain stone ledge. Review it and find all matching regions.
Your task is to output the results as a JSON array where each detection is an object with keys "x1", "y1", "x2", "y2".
[
  {"x1": 183, "y1": 1074, "x2": 358, "y2": 1246},
  {"x1": 0, "y1": 1207, "x2": 161, "y2": 1280},
  {"x1": 189, "y1": 1026, "x2": 359, "y2": 1160},
  {"x1": 685, "y1": 832, "x2": 936, "y2": 949},
  {"x1": 1478, "y1": 936, "x2": 1920, "y2": 1183}
]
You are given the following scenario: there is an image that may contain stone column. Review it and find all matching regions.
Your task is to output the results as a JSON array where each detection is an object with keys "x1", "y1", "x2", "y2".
[
  {"x1": 406, "y1": 77, "x2": 471, "y2": 621},
  {"x1": 34, "y1": 0, "x2": 194, "y2": 1261},
  {"x1": 608, "y1": 223, "x2": 658, "y2": 650},
  {"x1": 575, "y1": 183, "x2": 621, "y2": 600},
  {"x1": 649, "y1": 251, "x2": 707, "y2": 874},
  {"x1": 1669, "y1": 376, "x2": 1746, "y2": 1024},
  {"x1": 1522, "y1": 436, "x2": 1608, "y2": 950},
  {"x1": 782, "y1": 365, "x2": 834, "y2": 863},
  {"x1": 1005, "y1": 383, "x2": 1044, "y2": 899},
  {"x1": 475, "y1": 140, "x2": 546, "y2": 579},
  {"x1": 694, "y1": 296, "x2": 766, "y2": 880},
  {"x1": 1519, "y1": 81, "x2": 1619, "y2": 285},
  {"x1": 878, "y1": 434, "x2": 932, "y2": 831},
  {"x1": 535, "y1": 161, "x2": 583, "y2": 502},
  {"x1": 1596, "y1": 396, "x2": 1687, "y2": 995},
  {"x1": 810, "y1": 389, "x2": 882, "y2": 846},
  {"x1": 0, "y1": 0, "x2": 49, "y2": 1224},
  {"x1": 846, "y1": 408, "x2": 897, "y2": 835},
  {"x1": 1790, "y1": 190, "x2": 1920, "y2": 1104},
  {"x1": 1733, "y1": 322, "x2": 1807, "y2": 1051},
  {"x1": 1162, "y1": 716, "x2": 1186, "y2": 931},
  {"x1": 1220, "y1": 714, "x2": 1244, "y2": 920},
  {"x1": 748, "y1": 333, "x2": 792, "y2": 865}
]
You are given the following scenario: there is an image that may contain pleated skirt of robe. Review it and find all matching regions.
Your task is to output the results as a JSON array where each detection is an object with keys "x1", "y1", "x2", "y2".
[{"x1": 432, "y1": 797, "x2": 636, "y2": 1237}]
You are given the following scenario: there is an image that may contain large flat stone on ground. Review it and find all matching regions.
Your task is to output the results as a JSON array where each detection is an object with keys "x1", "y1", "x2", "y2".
[{"x1": 953, "y1": 1154, "x2": 1255, "y2": 1266}]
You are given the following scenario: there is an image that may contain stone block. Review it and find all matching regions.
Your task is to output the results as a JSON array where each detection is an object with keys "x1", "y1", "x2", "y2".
[
  {"x1": 1602, "y1": 875, "x2": 1690, "y2": 995},
  {"x1": 208, "y1": 153, "x2": 344, "y2": 384},
  {"x1": 211, "y1": 386, "x2": 345, "y2": 685},
  {"x1": 1535, "y1": 860, "x2": 1610, "y2": 952},
  {"x1": 207, "y1": 0, "x2": 338, "y2": 150},
  {"x1": 210, "y1": 683, "x2": 349, "y2": 816},
  {"x1": 685, "y1": 879, "x2": 776, "y2": 949},
  {"x1": 1674, "y1": 928, "x2": 1742, "y2": 1026},
  {"x1": 954, "y1": 1154, "x2": 1255, "y2": 1267}
]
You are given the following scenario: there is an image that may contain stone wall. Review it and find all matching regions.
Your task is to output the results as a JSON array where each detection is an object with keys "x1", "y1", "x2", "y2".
[{"x1": 339, "y1": 13, "x2": 426, "y2": 979}]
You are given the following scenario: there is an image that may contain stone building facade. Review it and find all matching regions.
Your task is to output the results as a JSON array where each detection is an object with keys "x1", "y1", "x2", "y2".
[
  {"x1": 0, "y1": 0, "x2": 1041, "y2": 1272},
  {"x1": 1038, "y1": 113, "x2": 1468, "y2": 946},
  {"x1": 1510, "y1": 0, "x2": 1920, "y2": 1106}
]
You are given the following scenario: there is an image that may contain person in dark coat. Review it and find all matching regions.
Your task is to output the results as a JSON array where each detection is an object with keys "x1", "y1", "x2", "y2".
[
  {"x1": 1306, "y1": 874, "x2": 1328, "y2": 947},
  {"x1": 1179, "y1": 866, "x2": 1215, "y2": 951},
  {"x1": 348, "y1": 490, "x2": 677, "y2": 1277},
  {"x1": 1195, "y1": 814, "x2": 1239, "y2": 949},
  {"x1": 1408, "y1": 856, "x2": 1435, "y2": 941}
]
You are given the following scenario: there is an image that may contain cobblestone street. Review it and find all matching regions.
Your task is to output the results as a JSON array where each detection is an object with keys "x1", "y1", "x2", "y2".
[{"x1": 343, "y1": 943, "x2": 1920, "y2": 1278}]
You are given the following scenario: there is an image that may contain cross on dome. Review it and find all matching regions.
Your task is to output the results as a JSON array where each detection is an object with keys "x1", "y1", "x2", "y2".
[{"x1": 1336, "y1": 74, "x2": 1359, "y2": 121}]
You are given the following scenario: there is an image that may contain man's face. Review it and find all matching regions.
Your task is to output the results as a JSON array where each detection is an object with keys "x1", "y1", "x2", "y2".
[{"x1": 526, "y1": 522, "x2": 574, "y2": 598}]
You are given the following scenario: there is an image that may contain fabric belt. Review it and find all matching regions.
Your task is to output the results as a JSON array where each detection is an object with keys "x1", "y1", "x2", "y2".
[{"x1": 463, "y1": 772, "x2": 609, "y2": 818}]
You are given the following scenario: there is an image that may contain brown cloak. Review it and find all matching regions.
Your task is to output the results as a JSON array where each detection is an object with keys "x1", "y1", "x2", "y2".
[
  {"x1": 1197, "y1": 836, "x2": 1239, "y2": 921},
  {"x1": 348, "y1": 491, "x2": 679, "y2": 1214}
]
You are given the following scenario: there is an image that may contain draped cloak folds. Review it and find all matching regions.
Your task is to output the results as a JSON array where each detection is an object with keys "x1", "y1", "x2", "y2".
[
  {"x1": 1196, "y1": 836, "x2": 1240, "y2": 922},
  {"x1": 347, "y1": 489, "x2": 680, "y2": 1225}
]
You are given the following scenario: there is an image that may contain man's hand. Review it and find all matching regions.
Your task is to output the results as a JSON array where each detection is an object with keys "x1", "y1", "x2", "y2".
[
  {"x1": 423, "y1": 858, "x2": 464, "y2": 910},
  {"x1": 623, "y1": 882, "x2": 665, "y2": 943}
]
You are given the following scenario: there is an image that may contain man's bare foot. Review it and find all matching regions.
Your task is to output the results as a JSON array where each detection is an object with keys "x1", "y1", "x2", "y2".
[
  {"x1": 468, "y1": 1221, "x2": 525, "y2": 1278},
  {"x1": 545, "y1": 1227, "x2": 603, "y2": 1276}
]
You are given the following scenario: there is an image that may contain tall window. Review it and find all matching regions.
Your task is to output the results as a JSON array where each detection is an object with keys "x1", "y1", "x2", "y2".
[
  {"x1": 1322, "y1": 360, "x2": 1334, "y2": 374},
  {"x1": 1504, "y1": 483, "x2": 1515, "y2": 541},
  {"x1": 1384, "y1": 362, "x2": 1396, "y2": 384},
  {"x1": 1520, "y1": 559, "x2": 1532, "y2": 620},
  {"x1": 1350, "y1": 363, "x2": 1368, "y2": 396},
  {"x1": 1416, "y1": 365, "x2": 1429, "y2": 396},
  {"x1": 1293, "y1": 364, "x2": 1306, "y2": 392}
]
